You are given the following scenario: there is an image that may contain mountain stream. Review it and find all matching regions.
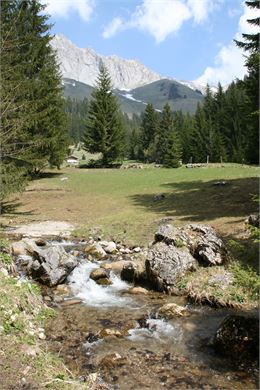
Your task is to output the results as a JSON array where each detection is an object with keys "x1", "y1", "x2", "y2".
[{"x1": 44, "y1": 240, "x2": 258, "y2": 390}]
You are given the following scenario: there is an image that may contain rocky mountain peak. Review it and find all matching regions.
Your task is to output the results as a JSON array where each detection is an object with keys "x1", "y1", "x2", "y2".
[{"x1": 51, "y1": 34, "x2": 162, "y2": 90}]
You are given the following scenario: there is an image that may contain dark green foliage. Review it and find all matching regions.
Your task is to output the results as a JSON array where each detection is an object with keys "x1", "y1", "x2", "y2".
[
  {"x1": 0, "y1": 0, "x2": 35, "y2": 200},
  {"x1": 243, "y1": 52, "x2": 259, "y2": 164},
  {"x1": 14, "y1": 0, "x2": 68, "y2": 173},
  {"x1": 82, "y1": 66, "x2": 126, "y2": 165},
  {"x1": 155, "y1": 103, "x2": 174, "y2": 164},
  {"x1": 175, "y1": 112, "x2": 194, "y2": 163},
  {"x1": 164, "y1": 128, "x2": 183, "y2": 168},
  {"x1": 139, "y1": 103, "x2": 159, "y2": 161},
  {"x1": 128, "y1": 128, "x2": 142, "y2": 160},
  {"x1": 235, "y1": 0, "x2": 259, "y2": 164},
  {"x1": 65, "y1": 97, "x2": 88, "y2": 144},
  {"x1": 0, "y1": 0, "x2": 68, "y2": 202}
]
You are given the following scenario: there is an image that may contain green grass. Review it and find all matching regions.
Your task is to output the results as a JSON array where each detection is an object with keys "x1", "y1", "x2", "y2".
[
  {"x1": 2, "y1": 164, "x2": 259, "y2": 246},
  {"x1": 0, "y1": 238, "x2": 13, "y2": 265},
  {"x1": 180, "y1": 261, "x2": 259, "y2": 307}
]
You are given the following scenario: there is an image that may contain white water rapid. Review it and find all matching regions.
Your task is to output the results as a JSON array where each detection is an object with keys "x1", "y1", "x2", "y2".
[
  {"x1": 127, "y1": 318, "x2": 183, "y2": 343},
  {"x1": 68, "y1": 262, "x2": 131, "y2": 307}
]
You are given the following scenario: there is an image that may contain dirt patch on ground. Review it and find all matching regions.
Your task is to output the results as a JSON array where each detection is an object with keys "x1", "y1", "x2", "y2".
[{"x1": 5, "y1": 221, "x2": 75, "y2": 237}]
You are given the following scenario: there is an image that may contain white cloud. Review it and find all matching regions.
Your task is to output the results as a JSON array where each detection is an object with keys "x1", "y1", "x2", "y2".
[
  {"x1": 131, "y1": 0, "x2": 191, "y2": 43},
  {"x1": 102, "y1": 0, "x2": 219, "y2": 43},
  {"x1": 45, "y1": 0, "x2": 94, "y2": 22},
  {"x1": 195, "y1": 2, "x2": 260, "y2": 86},
  {"x1": 102, "y1": 17, "x2": 124, "y2": 39},
  {"x1": 196, "y1": 44, "x2": 246, "y2": 86},
  {"x1": 187, "y1": 0, "x2": 218, "y2": 24},
  {"x1": 228, "y1": 7, "x2": 241, "y2": 19}
]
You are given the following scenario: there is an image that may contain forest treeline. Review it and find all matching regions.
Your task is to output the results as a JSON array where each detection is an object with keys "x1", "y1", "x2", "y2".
[{"x1": 66, "y1": 74, "x2": 259, "y2": 167}]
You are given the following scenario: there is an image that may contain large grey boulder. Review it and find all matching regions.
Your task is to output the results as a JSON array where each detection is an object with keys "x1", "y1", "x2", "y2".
[
  {"x1": 154, "y1": 224, "x2": 227, "y2": 266},
  {"x1": 188, "y1": 224, "x2": 227, "y2": 265},
  {"x1": 27, "y1": 245, "x2": 77, "y2": 286},
  {"x1": 145, "y1": 242, "x2": 197, "y2": 292},
  {"x1": 154, "y1": 224, "x2": 191, "y2": 247}
]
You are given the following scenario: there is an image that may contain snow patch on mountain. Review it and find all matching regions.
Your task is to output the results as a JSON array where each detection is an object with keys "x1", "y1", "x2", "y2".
[
  {"x1": 180, "y1": 80, "x2": 218, "y2": 95},
  {"x1": 122, "y1": 93, "x2": 144, "y2": 104}
]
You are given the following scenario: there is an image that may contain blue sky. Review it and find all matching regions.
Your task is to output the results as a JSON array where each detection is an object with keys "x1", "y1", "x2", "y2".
[{"x1": 45, "y1": 0, "x2": 259, "y2": 85}]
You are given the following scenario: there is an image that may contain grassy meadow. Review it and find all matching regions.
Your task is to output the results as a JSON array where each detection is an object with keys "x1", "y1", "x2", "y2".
[{"x1": 2, "y1": 164, "x2": 259, "y2": 247}]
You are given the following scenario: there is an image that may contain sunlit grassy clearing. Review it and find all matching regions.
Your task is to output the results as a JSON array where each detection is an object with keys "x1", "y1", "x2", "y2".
[{"x1": 7, "y1": 164, "x2": 259, "y2": 246}]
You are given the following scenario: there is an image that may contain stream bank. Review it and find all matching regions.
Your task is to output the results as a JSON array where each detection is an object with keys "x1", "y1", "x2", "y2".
[{"x1": 4, "y1": 221, "x2": 259, "y2": 389}]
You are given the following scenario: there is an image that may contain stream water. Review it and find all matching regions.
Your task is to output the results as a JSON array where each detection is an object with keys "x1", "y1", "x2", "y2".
[{"x1": 44, "y1": 241, "x2": 259, "y2": 390}]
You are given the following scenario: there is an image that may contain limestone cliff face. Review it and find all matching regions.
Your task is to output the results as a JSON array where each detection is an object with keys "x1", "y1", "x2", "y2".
[{"x1": 51, "y1": 34, "x2": 162, "y2": 90}]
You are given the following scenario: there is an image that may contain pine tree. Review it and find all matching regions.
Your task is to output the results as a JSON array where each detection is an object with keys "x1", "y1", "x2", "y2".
[
  {"x1": 235, "y1": 0, "x2": 259, "y2": 164},
  {"x1": 244, "y1": 52, "x2": 259, "y2": 163},
  {"x1": 0, "y1": 1, "x2": 30, "y2": 202},
  {"x1": 190, "y1": 104, "x2": 208, "y2": 163},
  {"x1": 139, "y1": 103, "x2": 159, "y2": 162},
  {"x1": 156, "y1": 103, "x2": 173, "y2": 164},
  {"x1": 14, "y1": 0, "x2": 68, "y2": 173},
  {"x1": 82, "y1": 65, "x2": 126, "y2": 165},
  {"x1": 164, "y1": 128, "x2": 183, "y2": 168},
  {"x1": 128, "y1": 128, "x2": 141, "y2": 160},
  {"x1": 179, "y1": 112, "x2": 195, "y2": 164},
  {"x1": 223, "y1": 81, "x2": 248, "y2": 162},
  {"x1": 203, "y1": 85, "x2": 216, "y2": 161}
]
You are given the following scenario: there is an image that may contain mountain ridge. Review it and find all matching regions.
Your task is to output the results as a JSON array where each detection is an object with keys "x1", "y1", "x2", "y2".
[
  {"x1": 51, "y1": 34, "x2": 213, "y2": 94},
  {"x1": 52, "y1": 34, "x2": 162, "y2": 90},
  {"x1": 62, "y1": 77, "x2": 204, "y2": 115}
]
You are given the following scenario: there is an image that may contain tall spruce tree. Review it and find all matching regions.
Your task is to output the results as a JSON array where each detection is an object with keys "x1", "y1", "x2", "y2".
[
  {"x1": 15, "y1": 0, "x2": 68, "y2": 173},
  {"x1": 139, "y1": 103, "x2": 159, "y2": 162},
  {"x1": 235, "y1": 0, "x2": 259, "y2": 164},
  {"x1": 223, "y1": 81, "x2": 248, "y2": 162},
  {"x1": 164, "y1": 128, "x2": 183, "y2": 168},
  {"x1": 177, "y1": 112, "x2": 194, "y2": 164},
  {"x1": 190, "y1": 103, "x2": 208, "y2": 163},
  {"x1": 82, "y1": 65, "x2": 126, "y2": 165},
  {"x1": 156, "y1": 103, "x2": 173, "y2": 164},
  {"x1": 0, "y1": 1, "x2": 31, "y2": 201}
]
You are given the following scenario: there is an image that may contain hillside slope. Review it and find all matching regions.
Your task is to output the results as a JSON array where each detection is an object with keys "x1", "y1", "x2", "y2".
[{"x1": 62, "y1": 78, "x2": 203, "y2": 114}]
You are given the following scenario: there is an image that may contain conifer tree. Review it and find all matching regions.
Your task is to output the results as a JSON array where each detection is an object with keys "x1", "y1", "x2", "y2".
[
  {"x1": 156, "y1": 103, "x2": 173, "y2": 164},
  {"x1": 190, "y1": 104, "x2": 208, "y2": 163},
  {"x1": 139, "y1": 103, "x2": 159, "y2": 162},
  {"x1": 0, "y1": 1, "x2": 30, "y2": 201},
  {"x1": 179, "y1": 112, "x2": 194, "y2": 164},
  {"x1": 222, "y1": 81, "x2": 248, "y2": 162},
  {"x1": 82, "y1": 65, "x2": 126, "y2": 165},
  {"x1": 164, "y1": 128, "x2": 183, "y2": 168},
  {"x1": 235, "y1": 0, "x2": 259, "y2": 164},
  {"x1": 15, "y1": 0, "x2": 68, "y2": 173},
  {"x1": 128, "y1": 128, "x2": 141, "y2": 160}
]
